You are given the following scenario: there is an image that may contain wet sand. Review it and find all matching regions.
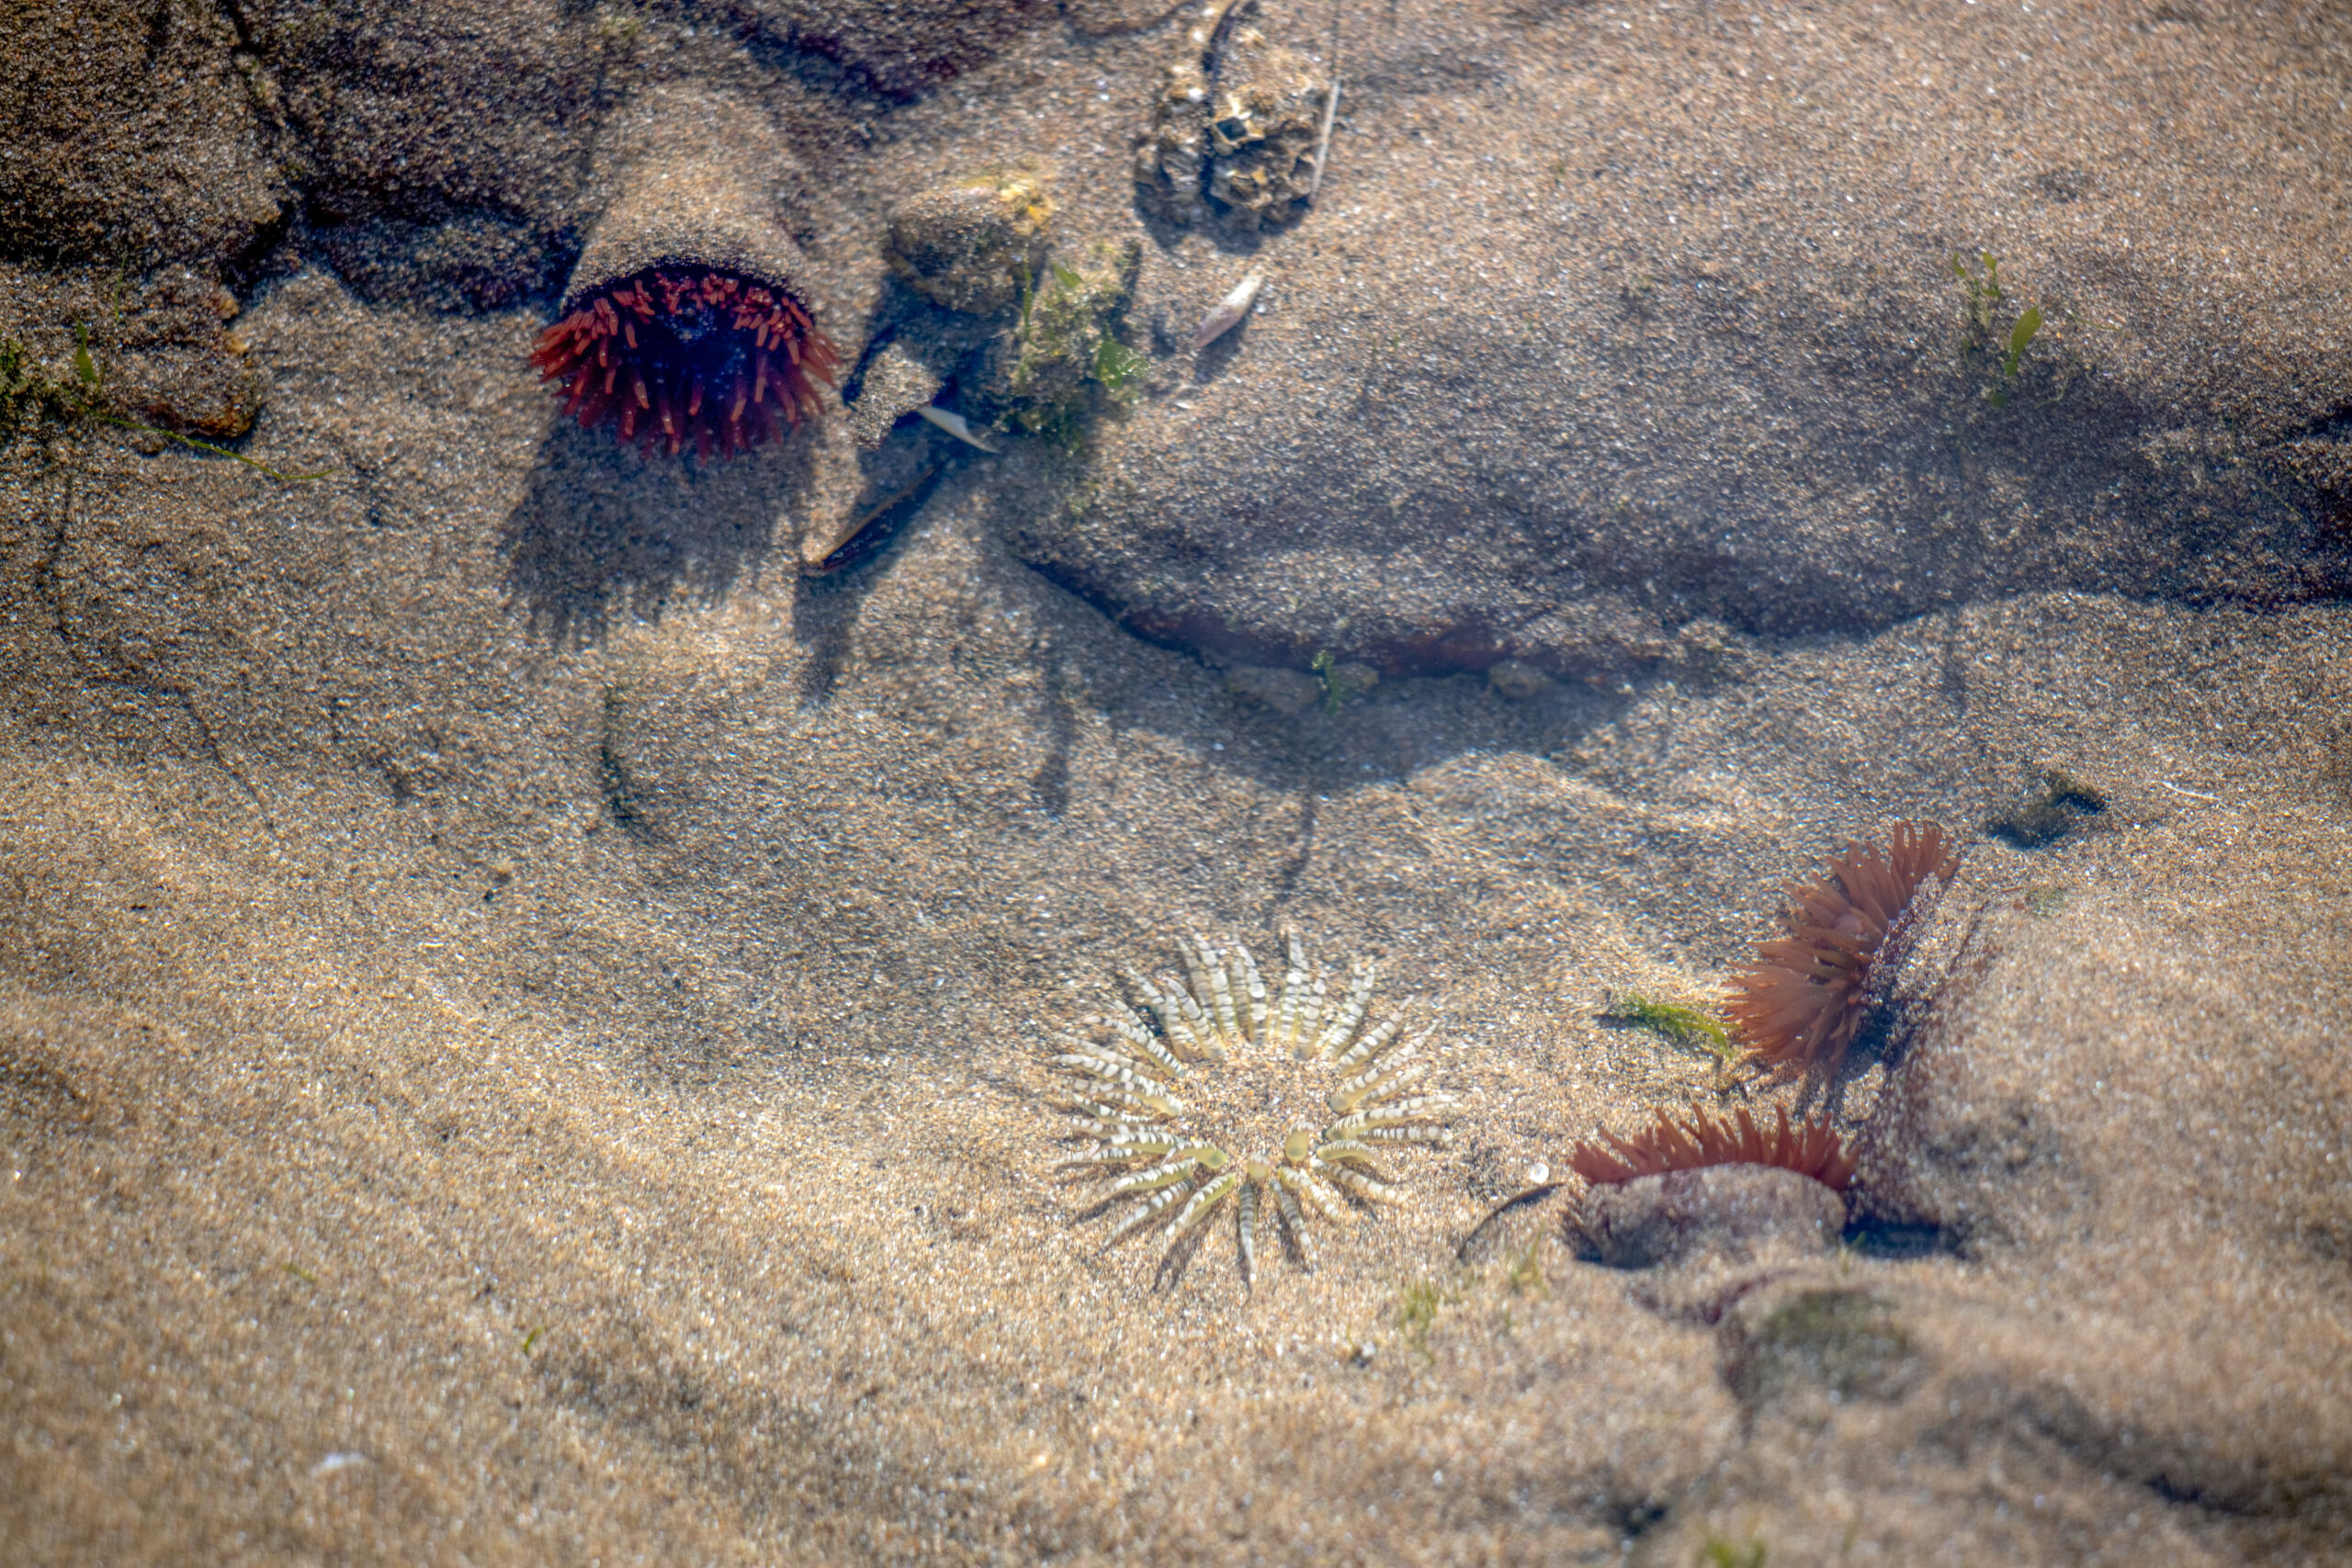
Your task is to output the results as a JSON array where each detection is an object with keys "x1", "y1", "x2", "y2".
[{"x1": 4, "y1": 2, "x2": 2350, "y2": 1562}]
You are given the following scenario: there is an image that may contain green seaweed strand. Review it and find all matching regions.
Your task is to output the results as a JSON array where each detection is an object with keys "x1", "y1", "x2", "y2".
[{"x1": 3, "y1": 323, "x2": 326, "y2": 483}]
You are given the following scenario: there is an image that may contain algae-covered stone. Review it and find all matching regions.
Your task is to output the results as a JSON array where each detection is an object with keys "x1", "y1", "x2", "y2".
[
  {"x1": 1134, "y1": 57, "x2": 1216, "y2": 226},
  {"x1": 1225, "y1": 663, "x2": 1320, "y2": 716},
  {"x1": 991, "y1": 240, "x2": 1144, "y2": 439},
  {"x1": 1487, "y1": 659, "x2": 1552, "y2": 700},
  {"x1": 884, "y1": 173, "x2": 1053, "y2": 315},
  {"x1": 1200, "y1": 24, "x2": 1328, "y2": 226},
  {"x1": 1319, "y1": 658, "x2": 1379, "y2": 705}
]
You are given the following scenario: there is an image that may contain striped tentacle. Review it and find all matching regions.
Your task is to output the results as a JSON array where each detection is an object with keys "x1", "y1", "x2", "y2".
[
  {"x1": 1189, "y1": 934, "x2": 1247, "y2": 1052},
  {"x1": 1237, "y1": 1170, "x2": 1263, "y2": 1292},
  {"x1": 1064, "y1": 1078, "x2": 1184, "y2": 1122},
  {"x1": 1050, "y1": 1052, "x2": 1182, "y2": 1115},
  {"x1": 1109, "y1": 1148, "x2": 1223, "y2": 1195},
  {"x1": 1125, "y1": 967, "x2": 1218, "y2": 1062},
  {"x1": 1329, "y1": 1011, "x2": 1406, "y2": 1076},
  {"x1": 1323, "y1": 1165, "x2": 1404, "y2": 1204},
  {"x1": 1102, "y1": 1009, "x2": 1186, "y2": 1079},
  {"x1": 1278, "y1": 1163, "x2": 1351, "y2": 1225},
  {"x1": 1228, "y1": 937, "x2": 1270, "y2": 1047},
  {"x1": 1102, "y1": 1174, "x2": 1204, "y2": 1247},
  {"x1": 1312, "y1": 960, "x2": 1377, "y2": 1061},
  {"x1": 1327, "y1": 1092, "x2": 1457, "y2": 1137},
  {"x1": 1170, "y1": 1168, "x2": 1240, "y2": 1238},
  {"x1": 1340, "y1": 1122, "x2": 1451, "y2": 1147},
  {"x1": 1271, "y1": 1176, "x2": 1317, "y2": 1269},
  {"x1": 1328, "y1": 1039, "x2": 1430, "y2": 1114}
]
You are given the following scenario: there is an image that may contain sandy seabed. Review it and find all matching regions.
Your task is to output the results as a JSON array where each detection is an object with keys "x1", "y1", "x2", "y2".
[{"x1": 4, "y1": 2, "x2": 2351, "y2": 1563}]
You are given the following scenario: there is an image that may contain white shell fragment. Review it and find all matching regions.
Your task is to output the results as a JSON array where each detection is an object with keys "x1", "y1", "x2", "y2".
[
  {"x1": 916, "y1": 404, "x2": 1001, "y2": 453},
  {"x1": 1194, "y1": 270, "x2": 1265, "y2": 351},
  {"x1": 1307, "y1": 79, "x2": 1340, "y2": 201}
]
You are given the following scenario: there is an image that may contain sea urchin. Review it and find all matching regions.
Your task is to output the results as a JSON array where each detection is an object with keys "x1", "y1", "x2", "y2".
[
  {"x1": 1724, "y1": 820, "x2": 1960, "y2": 1083},
  {"x1": 1054, "y1": 929, "x2": 1455, "y2": 1291},
  {"x1": 531, "y1": 265, "x2": 838, "y2": 457}
]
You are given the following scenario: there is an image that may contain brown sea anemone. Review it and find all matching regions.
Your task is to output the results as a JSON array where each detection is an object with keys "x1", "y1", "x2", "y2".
[
  {"x1": 1568, "y1": 1104, "x2": 1858, "y2": 1193},
  {"x1": 530, "y1": 266, "x2": 838, "y2": 457},
  {"x1": 1724, "y1": 820, "x2": 1960, "y2": 1082}
]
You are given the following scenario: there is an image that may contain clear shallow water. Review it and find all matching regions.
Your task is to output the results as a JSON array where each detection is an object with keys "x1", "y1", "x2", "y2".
[{"x1": 3, "y1": 3, "x2": 2349, "y2": 1562}]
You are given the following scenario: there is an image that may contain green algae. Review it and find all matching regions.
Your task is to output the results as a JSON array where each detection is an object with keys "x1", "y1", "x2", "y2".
[
  {"x1": 1004, "y1": 239, "x2": 1144, "y2": 441},
  {"x1": 1701, "y1": 1536, "x2": 1768, "y2": 1568},
  {"x1": 2, "y1": 323, "x2": 325, "y2": 482},
  {"x1": 1601, "y1": 991, "x2": 1739, "y2": 1089}
]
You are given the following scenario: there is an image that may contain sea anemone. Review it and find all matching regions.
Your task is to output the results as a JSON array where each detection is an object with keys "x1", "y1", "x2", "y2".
[
  {"x1": 1571, "y1": 1104, "x2": 1844, "y2": 1189},
  {"x1": 1053, "y1": 929, "x2": 1455, "y2": 1291},
  {"x1": 530, "y1": 265, "x2": 838, "y2": 457},
  {"x1": 1569, "y1": 1104, "x2": 1857, "y2": 1192},
  {"x1": 532, "y1": 86, "x2": 841, "y2": 457},
  {"x1": 1566, "y1": 1106, "x2": 1857, "y2": 1268},
  {"x1": 1724, "y1": 821, "x2": 1961, "y2": 1082}
]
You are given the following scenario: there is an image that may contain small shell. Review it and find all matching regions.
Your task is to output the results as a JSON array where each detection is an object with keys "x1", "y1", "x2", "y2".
[
  {"x1": 916, "y1": 404, "x2": 1001, "y2": 452},
  {"x1": 1194, "y1": 270, "x2": 1265, "y2": 350}
]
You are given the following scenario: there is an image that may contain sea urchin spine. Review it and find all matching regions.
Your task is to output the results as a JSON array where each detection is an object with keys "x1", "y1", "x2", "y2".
[{"x1": 1725, "y1": 820, "x2": 1961, "y2": 1083}]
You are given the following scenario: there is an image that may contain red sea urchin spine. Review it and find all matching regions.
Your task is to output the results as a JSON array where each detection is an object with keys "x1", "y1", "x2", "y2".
[
  {"x1": 1724, "y1": 820, "x2": 1960, "y2": 1083},
  {"x1": 529, "y1": 266, "x2": 840, "y2": 458},
  {"x1": 1568, "y1": 1104, "x2": 1858, "y2": 1192}
]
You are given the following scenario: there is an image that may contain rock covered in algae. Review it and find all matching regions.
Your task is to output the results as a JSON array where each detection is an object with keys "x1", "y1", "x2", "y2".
[
  {"x1": 1224, "y1": 664, "x2": 1321, "y2": 716},
  {"x1": 972, "y1": 239, "x2": 1144, "y2": 439},
  {"x1": 884, "y1": 173, "x2": 1053, "y2": 315},
  {"x1": 1201, "y1": 23, "x2": 1328, "y2": 223},
  {"x1": 1134, "y1": 53, "x2": 1216, "y2": 226},
  {"x1": 1135, "y1": 0, "x2": 1329, "y2": 228}
]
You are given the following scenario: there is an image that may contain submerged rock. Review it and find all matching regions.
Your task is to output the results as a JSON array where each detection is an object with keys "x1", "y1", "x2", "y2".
[
  {"x1": 1571, "y1": 1164, "x2": 1848, "y2": 1269},
  {"x1": 884, "y1": 173, "x2": 1054, "y2": 316},
  {"x1": 844, "y1": 341, "x2": 945, "y2": 450},
  {"x1": 1223, "y1": 662, "x2": 1321, "y2": 716},
  {"x1": 1028, "y1": 2, "x2": 2352, "y2": 682}
]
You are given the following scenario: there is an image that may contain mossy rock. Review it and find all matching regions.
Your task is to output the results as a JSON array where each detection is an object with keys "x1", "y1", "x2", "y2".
[
  {"x1": 885, "y1": 173, "x2": 1053, "y2": 315},
  {"x1": 995, "y1": 239, "x2": 1144, "y2": 441}
]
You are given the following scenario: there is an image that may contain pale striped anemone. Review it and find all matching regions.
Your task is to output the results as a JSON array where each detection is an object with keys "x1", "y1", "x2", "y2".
[{"x1": 1053, "y1": 928, "x2": 1455, "y2": 1291}]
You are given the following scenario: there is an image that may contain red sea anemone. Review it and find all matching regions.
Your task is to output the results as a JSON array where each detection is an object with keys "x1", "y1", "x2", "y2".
[
  {"x1": 1724, "y1": 820, "x2": 1960, "y2": 1082},
  {"x1": 530, "y1": 265, "x2": 839, "y2": 458},
  {"x1": 1568, "y1": 1104, "x2": 1858, "y2": 1193},
  {"x1": 533, "y1": 85, "x2": 845, "y2": 459}
]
